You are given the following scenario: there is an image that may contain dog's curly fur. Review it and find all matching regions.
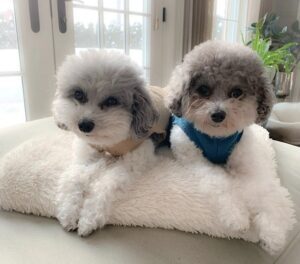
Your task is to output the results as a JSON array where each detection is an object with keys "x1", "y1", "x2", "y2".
[
  {"x1": 0, "y1": 42, "x2": 295, "y2": 255},
  {"x1": 165, "y1": 41, "x2": 295, "y2": 254},
  {"x1": 52, "y1": 50, "x2": 158, "y2": 236},
  {"x1": 53, "y1": 50, "x2": 158, "y2": 144},
  {"x1": 166, "y1": 40, "x2": 274, "y2": 137}
]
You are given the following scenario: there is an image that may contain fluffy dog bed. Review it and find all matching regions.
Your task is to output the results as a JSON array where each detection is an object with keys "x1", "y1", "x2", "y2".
[{"x1": 0, "y1": 124, "x2": 295, "y2": 255}]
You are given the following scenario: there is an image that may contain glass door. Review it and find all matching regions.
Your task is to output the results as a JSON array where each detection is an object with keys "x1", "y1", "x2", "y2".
[
  {"x1": 4, "y1": 0, "x2": 57, "y2": 124},
  {"x1": 0, "y1": 0, "x2": 169, "y2": 128},
  {"x1": 71, "y1": 0, "x2": 151, "y2": 80},
  {"x1": 0, "y1": 0, "x2": 25, "y2": 127}
]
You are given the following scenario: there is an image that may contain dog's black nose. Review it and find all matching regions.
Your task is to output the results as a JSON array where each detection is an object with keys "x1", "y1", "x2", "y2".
[
  {"x1": 78, "y1": 119, "x2": 95, "y2": 133},
  {"x1": 211, "y1": 111, "x2": 226, "y2": 123}
]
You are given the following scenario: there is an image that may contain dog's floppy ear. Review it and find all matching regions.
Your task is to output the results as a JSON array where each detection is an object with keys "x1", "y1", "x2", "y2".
[
  {"x1": 255, "y1": 74, "x2": 275, "y2": 124},
  {"x1": 55, "y1": 120, "x2": 69, "y2": 131},
  {"x1": 52, "y1": 96, "x2": 70, "y2": 131},
  {"x1": 131, "y1": 87, "x2": 158, "y2": 138},
  {"x1": 167, "y1": 91, "x2": 183, "y2": 117},
  {"x1": 165, "y1": 65, "x2": 187, "y2": 117}
]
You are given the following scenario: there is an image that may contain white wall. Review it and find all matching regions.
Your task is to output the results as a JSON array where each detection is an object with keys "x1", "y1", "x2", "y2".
[{"x1": 150, "y1": 0, "x2": 184, "y2": 87}]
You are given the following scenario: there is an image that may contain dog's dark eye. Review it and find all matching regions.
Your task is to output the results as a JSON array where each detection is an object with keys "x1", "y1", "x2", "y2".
[
  {"x1": 229, "y1": 87, "x2": 243, "y2": 98},
  {"x1": 100, "y1": 96, "x2": 120, "y2": 109},
  {"x1": 197, "y1": 85, "x2": 211, "y2": 97},
  {"x1": 73, "y1": 89, "x2": 87, "y2": 103}
]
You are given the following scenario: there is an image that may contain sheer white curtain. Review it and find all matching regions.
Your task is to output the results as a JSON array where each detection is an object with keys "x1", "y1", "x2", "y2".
[{"x1": 211, "y1": 0, "x2": 261, "y2": 43}]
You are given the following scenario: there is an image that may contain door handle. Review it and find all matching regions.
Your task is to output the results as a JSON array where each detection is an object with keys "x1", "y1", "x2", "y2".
[
  {"x1": 57, "y1": 0, "x2": 67, "y2": 33},
  {"x1": 28, "y1": 0, "x2": 40, "y2": 33}
]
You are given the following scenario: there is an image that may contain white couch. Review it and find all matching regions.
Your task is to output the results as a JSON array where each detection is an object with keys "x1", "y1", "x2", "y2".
[
  {"x1": 0, "y1": 118, "x2": 300, "y2": 264},
  {"x1": 267, "y1": 103, "x2": 300, "y2": 145}
]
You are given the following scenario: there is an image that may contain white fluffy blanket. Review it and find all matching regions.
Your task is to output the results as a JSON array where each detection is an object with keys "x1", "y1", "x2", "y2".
[{"x1": 0, "y1": 124, "x2": 295, "y2": 255}]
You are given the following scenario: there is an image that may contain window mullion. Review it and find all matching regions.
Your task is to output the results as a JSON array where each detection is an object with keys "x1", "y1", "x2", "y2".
[
  {"x1": 0, "y1": 72, "x2": 21, "y2": 77},
  {"x1": 98, "y1": 0, "x2": 104, "y2": 48},
  {"x1": 124, "y1": 0, "x2": 129, "y2": 55}
]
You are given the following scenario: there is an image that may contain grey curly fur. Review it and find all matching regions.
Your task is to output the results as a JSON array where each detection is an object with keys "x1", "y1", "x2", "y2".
[
  {"x1": 52, "y1": 49, "x2": 158, "y2": 147},
  {"x1": 131, "y1": 87, "x2": 158, "y2": 138},
  {"x1": 166, "y1": 40, "x2": 274, "y2": 125}
]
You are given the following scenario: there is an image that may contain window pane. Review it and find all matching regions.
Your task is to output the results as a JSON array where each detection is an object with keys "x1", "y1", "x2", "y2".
[
  {"x1": 0, "y1": 0, "x2": 20, "y2": 72},
  {"x1": 212, "y1": 18, "x2": 225, "y2": 40},
  {"x1": 226, "y1": 21, "x2": 238, "y2": 42},
  {"x1": 73, "y1": 8, "x2": 99, "y2": 51},
  {"x1": 103, "y1": 12, "x2": 125, "y2": 51},
  {"x1": 129, "y1": 15, "x2": 145, "y2": 67},
  {"x1": 0, "y1": 76, "x2": 25, "y2": 127},
  {"x1": 73, "y1": 0, "x2": 98, "y2": 7},
  {"x1": 144, "y1": 68, "x2": 150, "y2": 83},
  {"x1": 129, "y1": 0, "x2": 150, "y2": 13},
  {"x1": 103, "y1": 0, "x2": 124, "y2": 10},
  {"x1": 212, "y1": 19, "x2": 239, "y2": 42},
  {"x1": 227, "y1": 0, "x2": 240, "y2": 20},
  {"x1": 215, "y1": 0, "x2": 228, "y2": 18}
]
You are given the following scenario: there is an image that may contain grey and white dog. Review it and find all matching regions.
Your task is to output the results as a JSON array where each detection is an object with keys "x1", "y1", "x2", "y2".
[
  {"x1": 166, "y1": 40, "x2": 274, "y2": 138},
  {"x1": 53, "y1": 50, "x2": 159, "y2": 236},
  {"x1": 164, "y1": 41, "x2": 295, "y2": 254}
]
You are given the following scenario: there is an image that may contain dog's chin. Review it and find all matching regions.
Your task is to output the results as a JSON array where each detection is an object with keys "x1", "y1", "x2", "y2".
[
  {"x1": 193, "y1": 120, "x2": 247, "y2": 138},
  {"x1": 74, "y1": 130, "x2": 130, "y2": 148}
]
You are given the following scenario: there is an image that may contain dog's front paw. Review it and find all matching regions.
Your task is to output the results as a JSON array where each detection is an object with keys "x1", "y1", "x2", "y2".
[
  {"x1": 219, "y1": 200, "x2": 250, "y2": 233},
  {"x1": 224, "y1": 212, "x2": 250, "y2": 233},
  {"x1": 255, "y1": 213, "x2": 288, "y2": 255},
  {"x1": 77, "y1": 219, "x2": 97, "y2": 237},
  {"x1": 259, "y1": 228, "x2": 286, "y2": 255},
  {"x1": 57, "y1": 212, "x2": 79, "y2": 232},
  {"x1": 77, "y1": 212, "x2": 107, "y2": 237}
]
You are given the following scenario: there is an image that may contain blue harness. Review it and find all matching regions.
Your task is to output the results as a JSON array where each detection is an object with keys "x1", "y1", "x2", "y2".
[{"x1": 172, "y1": 115, "x2": 243, "y2": 164}]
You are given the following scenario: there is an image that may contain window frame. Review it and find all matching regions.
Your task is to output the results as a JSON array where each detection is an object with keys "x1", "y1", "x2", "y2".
[
  {"x1": 212, "y1": 0, "x2": 249, "y2": 43},
  {"x1": 72, "y1": 0, "x2": 151, "y2": 78}
]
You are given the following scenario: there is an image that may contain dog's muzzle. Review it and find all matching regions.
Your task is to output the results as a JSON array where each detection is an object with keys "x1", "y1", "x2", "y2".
[
  {"x1": 211, "y1": 110, "x2": 226, "y2": 123},
  {"x1": 78, "y1": 119, "x2": 95, "y2": 133}
]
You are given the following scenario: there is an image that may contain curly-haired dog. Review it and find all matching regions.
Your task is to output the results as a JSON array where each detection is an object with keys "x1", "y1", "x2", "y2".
[
  {"x1": 52, "y1": 50, "x2": 167, "y2": 236},
  {"x1": 165, "y1": 40, "x2": 295, "y2": 254}
]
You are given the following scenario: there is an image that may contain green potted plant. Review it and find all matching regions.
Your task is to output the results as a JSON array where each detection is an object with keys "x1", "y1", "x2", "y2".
[
  {"x1": 250, "y1": 13, "x2": 300, "y2": 66},
  {"x1": 246, "y1": 13, "x2": 299, "y2": 98}
]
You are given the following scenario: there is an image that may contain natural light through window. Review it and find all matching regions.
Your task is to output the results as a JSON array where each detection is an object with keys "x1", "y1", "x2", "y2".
[
  {"x1": 212, "y1": 0, "x2": 248, "y2": 43},
  {"x1": 73, "y1": 0, "x2": 151, "y2": 81},
  {"x1": 0, "y1": 0, "x2": 26, "y2": 128}
]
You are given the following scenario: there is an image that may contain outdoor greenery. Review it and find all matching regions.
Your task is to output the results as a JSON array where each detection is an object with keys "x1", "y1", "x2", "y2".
[
  {"x1": 0, "y1": 11, "x2": 143, "y2": 50},
  {"x1": 74, "y1": 21, "x2": 143, "y2": 49},
  {"x1": 0, "y1": 12, "x2": 18, "y2": 49}
]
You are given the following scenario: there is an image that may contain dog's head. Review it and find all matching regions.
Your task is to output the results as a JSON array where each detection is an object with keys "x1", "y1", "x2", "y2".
[
  {"x1": 166, "y1": 40, "x2": 274, "y2": 137},
  {"x1": 52, "y1": 50, "x2": 157, "y2": 147}
]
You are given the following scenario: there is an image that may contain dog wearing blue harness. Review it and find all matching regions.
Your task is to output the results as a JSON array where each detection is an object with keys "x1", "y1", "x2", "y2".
[
  {"x1": 164, "y1": 41, "x2": 295, "y2": 254},
  {"x1": 172, "y1": 115, "x2": 243, "y2": 164},
  {"x1": 165, "y1": 40, "x2": 274, "y2": 165}
]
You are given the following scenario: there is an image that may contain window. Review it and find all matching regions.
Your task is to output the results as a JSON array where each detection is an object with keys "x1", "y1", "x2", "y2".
[
  {"x1": 0, "y1": 0, "x2": 177, "y2": 128},
  {"x1": 212, "y1": 0, "x2": 248, "y2": 43},
  {"x1": 73, "y1": 0, "x2": 151, "y2": 81},
  {"x1": 0, "y1": 0, "x2": 25, "y2": 128}
]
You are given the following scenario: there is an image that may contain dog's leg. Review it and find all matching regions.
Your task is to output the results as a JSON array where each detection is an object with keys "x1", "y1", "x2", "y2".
[
  {"x1": 77, "y1": 140, "x2": 156, "y2": 236},
  {"x1": 56, "y1": 161, "x2": 104, "y2": 231},
  {"x1": 217, "y1": 192, "x2": 250, "y2": 234},
  {"x1": 77, "y1": 164, "x2": 129, "y2": 236},
  {"x1": 252, "y1": 184, "x2": 296, "y2": 255}
]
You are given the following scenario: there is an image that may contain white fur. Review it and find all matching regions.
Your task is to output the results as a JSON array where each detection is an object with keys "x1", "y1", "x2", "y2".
[
  {"x1": 56, "y1": 137, "x2": 157, "y2": 236},
  {"x1": 168, "y1": 124, "x2": 296, "y2": 254},
  {"x1": 0, "y1": 124, "x2": 295, "y2": 254},
  {"x1": 162, "y1": 40, "x2": 295, "y2": 254},
  {"x1": 0, "y1": 45, "x2": 295, "y2": 255},
  {"x1": 51, "y1": 50, "x2": 159, "y2": 236}
]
